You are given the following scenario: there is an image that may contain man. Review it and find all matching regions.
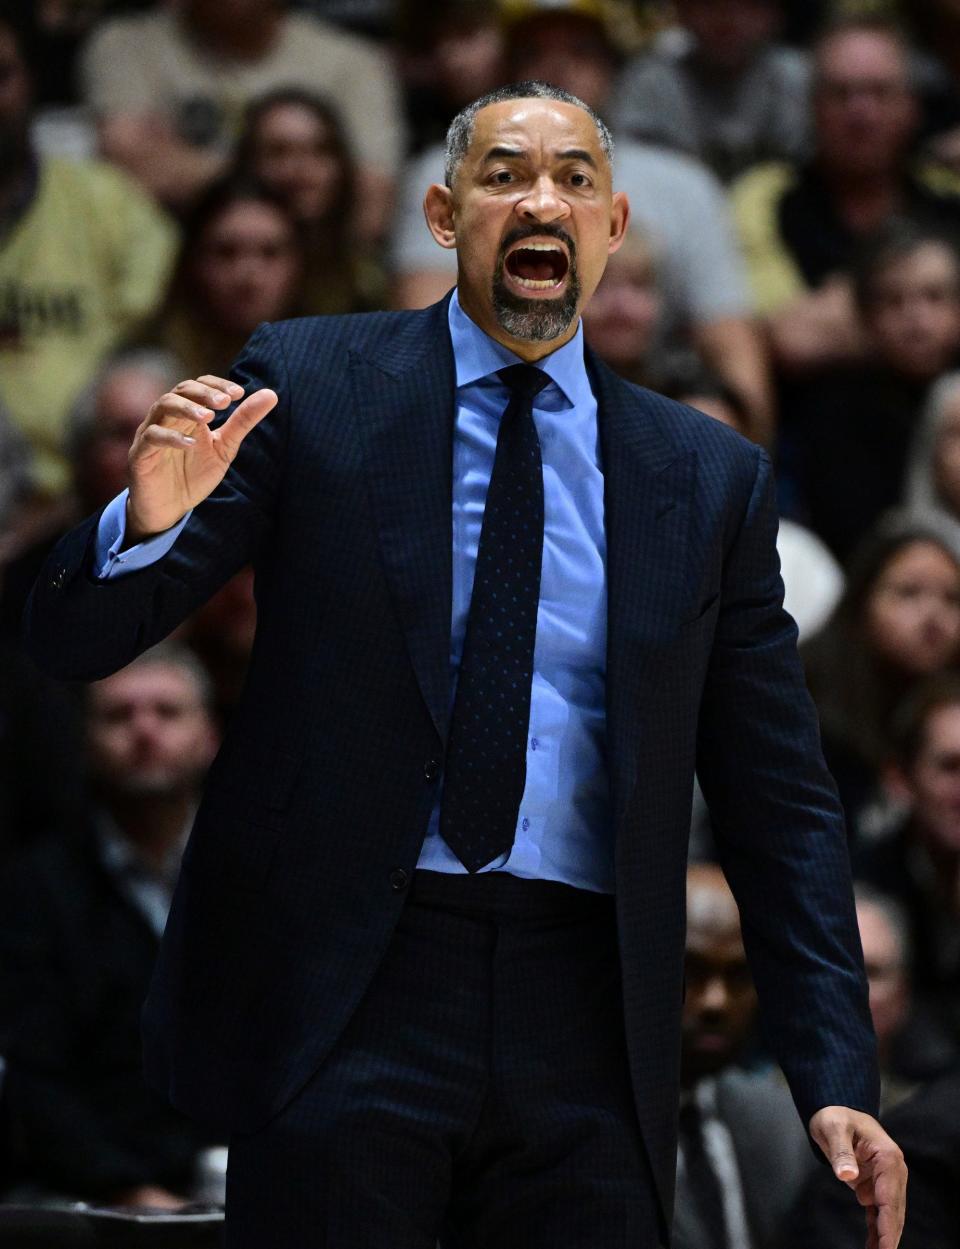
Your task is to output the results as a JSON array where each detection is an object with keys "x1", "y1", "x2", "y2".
[
  {"x1": 675, "y1": 865, "x2": 814, "y2": 1249},
  {"x1": 79, "y1": 0, "x2": 401, "y2": 239},
  {"x1": 0, "y1": 16, "x2": 176, "y2": 501},
  {"x1": 855, "y1": 674, "x2": 960, "y2": 1079},
  {"x1": 853, "y1": 886, "x2": 916, "y2": 1111},
  {"x1": 732, "y1": 16, "x2": 960, "y2": 374},
  {"x1": 392, "y1": 0, "x2": 773, "y2": 440},
  {"x1": 612, "y1": 0, "x2": 810, "y2": 184},
  {"x1": 0, "y1": 646, "x2": 220, "y2": 1207},
  {"x1": 24, "y1": 83, "x2": 906, "y2": 1247}
]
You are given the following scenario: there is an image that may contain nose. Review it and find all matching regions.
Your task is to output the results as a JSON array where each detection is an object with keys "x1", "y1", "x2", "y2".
[
  {"x1": 700, "y1": 975, "x2": 730, "y2": 1014},
  {"x1": 515, "y1": 174, "x2": 569, "y2": 225}
]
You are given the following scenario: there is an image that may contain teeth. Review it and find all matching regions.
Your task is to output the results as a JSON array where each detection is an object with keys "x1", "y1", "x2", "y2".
[
  {"x1": 512, "y1": 276, "x2": 563, "y2": 289},
  {"x1": 521, "y1": 243, "x2": 562, "y2": 252}
]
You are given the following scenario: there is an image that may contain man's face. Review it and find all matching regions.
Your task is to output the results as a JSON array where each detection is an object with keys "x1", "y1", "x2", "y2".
[
  {"x1": 813, "y1": 31, "x2": 917, "y2": 177},
  {"x1": 425, "y1": 98, "x2": 628, "y2": 358},
  {"x1": 87, "y1": 663, "x2": 217, "y2": 800},
  {"x1": 78, "y1": 369, "x2": 167, "y2": 507},
  {"x1": 0, "y1": 26, "x2": 31, "y2": 168},
  {"x1": 905, "y1": 703, "x2": 960, "y2": 855},
  {"x1": 675, "y1": 0, "x2": 779, "y2": 73},
  {"x1": 682, "y1": 911, "x2": 757, "y2": 1081},
  {"x1": 857, "y1": 900, "x2": 909, "y2": 1052},
  {"x1": 508, "y1": 16, "x2": 615, "y2": 113},
  {"x1": 865, "y1": 243, "x2": 960, "y2": 381},
  {"x1": 582, "y1": 238, "x2": 661, "y2": 369}
]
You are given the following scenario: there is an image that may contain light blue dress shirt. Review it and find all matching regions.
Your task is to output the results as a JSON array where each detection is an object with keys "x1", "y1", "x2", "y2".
[{"x1": 94, "y1": 290, "x2": 613, "y2": 893}]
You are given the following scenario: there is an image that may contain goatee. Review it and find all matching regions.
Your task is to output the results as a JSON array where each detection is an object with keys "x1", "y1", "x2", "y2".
[{"x1": 491, "y1": 226, "x2": 580, "y2": 342}]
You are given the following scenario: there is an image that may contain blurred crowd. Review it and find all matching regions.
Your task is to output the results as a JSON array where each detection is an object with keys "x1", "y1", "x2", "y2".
[{"x1": 1, "y1": 0, "x2": 960, "y2": 1244}]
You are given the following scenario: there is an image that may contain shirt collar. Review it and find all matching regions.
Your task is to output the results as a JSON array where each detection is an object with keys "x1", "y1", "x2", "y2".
[{"x1": 448, "y1": 286, "x2": 591, "y2": 410}]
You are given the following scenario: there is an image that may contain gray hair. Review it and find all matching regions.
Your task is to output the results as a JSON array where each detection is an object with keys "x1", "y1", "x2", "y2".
[
  {"x1": 64, "y1": 347, "x2": 184, "y2": 464},
  {"x1": 444, "y1": 80, "x2": 614, "y2": 189},
  {"x1": 90, "y1": 641, "x2": 215, "y2": 712},
  {"x1": 904, "y1": 370, "x2": 960, "y2": 520}
]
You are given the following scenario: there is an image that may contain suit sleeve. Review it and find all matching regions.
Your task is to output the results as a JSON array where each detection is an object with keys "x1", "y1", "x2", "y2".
[
  {"x1": 22, "y1": 321, "x2": 290, "y2": 681},
  {"x1": 696, "y1": 446, "x2": 880, "y2": 1131}
]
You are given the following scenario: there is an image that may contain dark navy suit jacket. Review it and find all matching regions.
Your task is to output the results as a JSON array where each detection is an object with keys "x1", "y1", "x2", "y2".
[{"x1": 24, "y1": 296, "x2": 879, "y2": 1238}]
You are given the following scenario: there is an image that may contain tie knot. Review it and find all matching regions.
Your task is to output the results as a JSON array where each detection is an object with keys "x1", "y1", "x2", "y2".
[{"x1": 497, "y1": 363, "x2": 551, "y2": 401}]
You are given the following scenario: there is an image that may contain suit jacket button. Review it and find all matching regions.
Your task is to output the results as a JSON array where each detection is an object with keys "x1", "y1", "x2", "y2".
[
  {"x1": 390, "y1": 868, "x2": 409, "y2": 891},
  {"x1": 423, "y1": 759, "x2": 440, "y2": 781},
  {"x1": 51, "y1": 568, "x2": 65, "y2": 590}
]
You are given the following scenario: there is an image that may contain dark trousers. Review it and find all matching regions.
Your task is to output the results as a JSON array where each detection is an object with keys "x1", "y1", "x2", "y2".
[{"x1": 225, "y1": 869, "x2": 661, "y2": 1248}]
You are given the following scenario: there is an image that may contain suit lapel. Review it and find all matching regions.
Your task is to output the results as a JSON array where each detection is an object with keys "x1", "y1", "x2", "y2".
[
  {"x1": 351, "y1": 299, "x2": 456, "y2": 743},
  {"x1": 590, "y1": 353, "x2": 698, "y2": 816}
]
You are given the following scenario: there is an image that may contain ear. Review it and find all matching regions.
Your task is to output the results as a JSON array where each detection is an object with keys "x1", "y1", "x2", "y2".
[
  {"x1": 607, "y1": 190, "x2": 630, "y2": 257},
  {"x1": 424, "y1": 183, "x2": 458, "y2": 251}
]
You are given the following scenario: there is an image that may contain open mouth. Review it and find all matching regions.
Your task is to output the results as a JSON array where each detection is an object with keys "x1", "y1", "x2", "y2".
[{"x1": 504, "y1": 241, "x2": 570, "y2": 291}]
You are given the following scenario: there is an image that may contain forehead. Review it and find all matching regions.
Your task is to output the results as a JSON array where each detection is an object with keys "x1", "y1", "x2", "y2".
[
  {"x1": 469, "y1": 97, "x2": 605, "y2": 163},
  {"x1": 817, "y1": 31, "x2": 908, "y2": 83},
  {"x1": 92, "y1": 664, "x2": 199, "y2": 707}
]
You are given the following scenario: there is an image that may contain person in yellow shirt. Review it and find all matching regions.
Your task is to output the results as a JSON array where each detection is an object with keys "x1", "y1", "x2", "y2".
[{"x1": 0, "y1": 16, "x2": 176, "y2": 501}]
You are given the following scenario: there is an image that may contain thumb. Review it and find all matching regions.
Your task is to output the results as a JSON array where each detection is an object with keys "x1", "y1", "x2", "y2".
[
  {"x1": 814, "y1": 1117, "x2": 860, "y2": 1183},
  {"x1": 218, "y1": 387, "x2": 279, "y2": 453}
]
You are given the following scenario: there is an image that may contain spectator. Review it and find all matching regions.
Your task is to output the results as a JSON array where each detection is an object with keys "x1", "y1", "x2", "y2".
[
  {"x1": 234, "y1": 89, "x2": 386, "y2": 315},
  {"x1": 731, "y1": 16, "x2": 960, "y2": 374},
  {"x1": 854, "y1": 675, "x2": 960, "y2": 1079},
  {"x1": 581, "y1": 226, "x2": 663, "y2": 387},
  {"x1": 661, "y1": 372, "x2": 844, "y2": 640},
  {"x1": 853, "y1": 885, "x2": 918, "y2": 1109},
  {"x1": 0, "y1": 645, "x2": 221, "y2": 1207},
  {"x1": 904, "y1": 367, "x2": 960, "y2": 536},
  {"x1": 79, "y1": 0, "x2": 402, "y2": 239},
  {"x1": 675, "y1": 864, "x2": 814, "y2": 1249},
  {"x1": 392, "y1": 2, "x2": 773, "y2": 439},
  {"x1": 146, "y1": 177, "x2": 304, "y2": 383},
  {"x1": 783, "y1": 1066, "x2": 960, "y2": 1249},
  {"x1": 0, "y1": 349, "x2": 183, "y2": 639},
  {"x1": 783, "y1": 220, "x2": 960, "y2": 561},
  {"x1": 802, "y1": 514, "x2": 960, "y2": 827},
  {"x1": 396, "y1": 0, "x2": 505, "y2": 153},
  {"x1": 0, "y1": 15, "x2": 177, "y2": 501},
  {"x1": 612, "y1": 0, "x2": 811, "y2": 184}
]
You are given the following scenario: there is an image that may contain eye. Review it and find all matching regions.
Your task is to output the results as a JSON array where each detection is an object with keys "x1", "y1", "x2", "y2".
[
  {"x1": 569, "y1": 171, "x2": 591, "y2": 188},
  {"x1": 491, "y1": 169, "x2": 515, "y2": 184}
]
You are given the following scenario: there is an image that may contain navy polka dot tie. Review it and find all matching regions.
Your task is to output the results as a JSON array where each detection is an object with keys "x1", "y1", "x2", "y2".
[{"x1": 440, "y1": 363, "x2": 550, "y2": 873}]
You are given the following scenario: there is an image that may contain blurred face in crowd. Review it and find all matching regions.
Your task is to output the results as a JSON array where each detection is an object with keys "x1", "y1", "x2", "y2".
[
  {"x1": 675, "y1": 0, "x2": 780, "y2": 73},
  {"x1": 425, "y1": 97, "x2": 628, "y2": 358},
  {"x1": 682, "y1": 866, "x2": 757, "y2": 1083},
  {"x1": 865, "y1": 540, "x2": 960, "y2": 675},
  {"x1": 0, "y1": 23, "x2": 31, "y2": 171},
  {"x1": 677, "y1": 392, "x2": 744, "y2": 432},
  {"x1": 248, "y1": 102, "x2": 344, "y2": 225},
  {"x1": 88, "y1": 661, "x2": 217, "y2": 801},
  {"x1": 856, "y1": 899, "x2": 910, "y2": 1055},
  {"x1": 434, "y1": 16, "x2": 504, "y2": 109},
  {"x1": 902, "y1": 701, "x2": 960, "y2": 855},
  {"x1": 813, "y1": 30, "x2": 917, "y2": 178},
  {"x1": 76, "y1": 367, "x2": 170, "y2": 507},
  {"x1": 508, "y1": 16, "x2": 616, "y2": 113},
  {"x1": 582, "y1": 232, "x2": 661, "y2": 370},
  {"x1": 933, "y1": 389, "x2": 960, "y2": 517},
  {"x1": 864, "y1": 243, "x2": 960, "y2": 381},
  {"x1": 193, "y1": 198, "x2": 300, "y2": 337}
]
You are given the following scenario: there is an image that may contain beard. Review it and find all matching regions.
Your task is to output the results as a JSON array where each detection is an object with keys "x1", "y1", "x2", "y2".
[{"x1": 491, "y1": 225, "x2": 581, "y2": 342}]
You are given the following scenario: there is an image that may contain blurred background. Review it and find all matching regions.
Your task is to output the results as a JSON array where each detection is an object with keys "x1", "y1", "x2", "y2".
[{"x1": 0, "y1": 0, "x2": 958, "y2": 1245}]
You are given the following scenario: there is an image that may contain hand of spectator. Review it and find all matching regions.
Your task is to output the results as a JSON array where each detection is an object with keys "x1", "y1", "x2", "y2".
[
  {"x1": 809, "y1": 1106, "x2": 907, "y2": 1249},
  {"x1": 126, "y1": 375, "x2": 278, "y2": 545},
  {"x1": 111, "y1": 1184, "x2": 190, "y2": 1210}
]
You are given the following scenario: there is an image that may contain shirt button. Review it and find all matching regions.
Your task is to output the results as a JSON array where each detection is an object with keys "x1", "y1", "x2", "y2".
[
  {"x1": 423, "y1": 759, "x2": 441, "y2": 781},
  {"x1": 530, "y1": 737, "x2": 539, "y2": 751},
  {"x1": 521, "y1": 817, "x2": 530, "y2": 832},
  {"x1": 390, "y1": 868, "x2": 409, "y2": 891}
]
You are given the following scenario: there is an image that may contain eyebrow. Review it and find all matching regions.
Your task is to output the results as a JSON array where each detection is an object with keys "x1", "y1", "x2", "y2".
[{"x1": 481, "y1": 145, "x2": 599, "y2": 169}]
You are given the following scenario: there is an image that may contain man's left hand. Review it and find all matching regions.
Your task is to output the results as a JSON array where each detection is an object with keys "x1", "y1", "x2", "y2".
[{"x1": 809, "y1": 1105, "x2": 907, "y2": 1249}]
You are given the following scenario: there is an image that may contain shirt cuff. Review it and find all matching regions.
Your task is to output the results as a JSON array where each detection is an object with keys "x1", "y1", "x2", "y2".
[{"x1": 93, "y1": 489, "x2": 191, "y2": 579}]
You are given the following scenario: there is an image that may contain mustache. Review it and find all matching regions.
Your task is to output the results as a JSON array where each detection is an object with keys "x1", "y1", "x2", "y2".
[{"x1": 497, "y1": 223, "x2": 577, "y2": 264}]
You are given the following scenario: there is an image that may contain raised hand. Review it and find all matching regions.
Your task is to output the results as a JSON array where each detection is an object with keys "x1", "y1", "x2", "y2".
[
  {"x1": 125, "y1": 374, "x2": 279, "y2": 545},
  {"x1": 809, "y1": 1105, "x2": 907, "y2": 1249}
]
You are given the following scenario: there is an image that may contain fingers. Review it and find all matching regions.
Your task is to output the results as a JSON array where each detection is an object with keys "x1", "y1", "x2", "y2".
[
  {"x1": 813, "y1": 1115, "x2": 860, "y2": 1182},
  {"x1": 141, "y1": 423, "x2": 197, "y2": 449},
  {"x1": 218, "y1": 388, "x2": 279, "y2": 453},
  {"x1": 173, "y1": 376, "x2": 245, "y2": 410}
]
